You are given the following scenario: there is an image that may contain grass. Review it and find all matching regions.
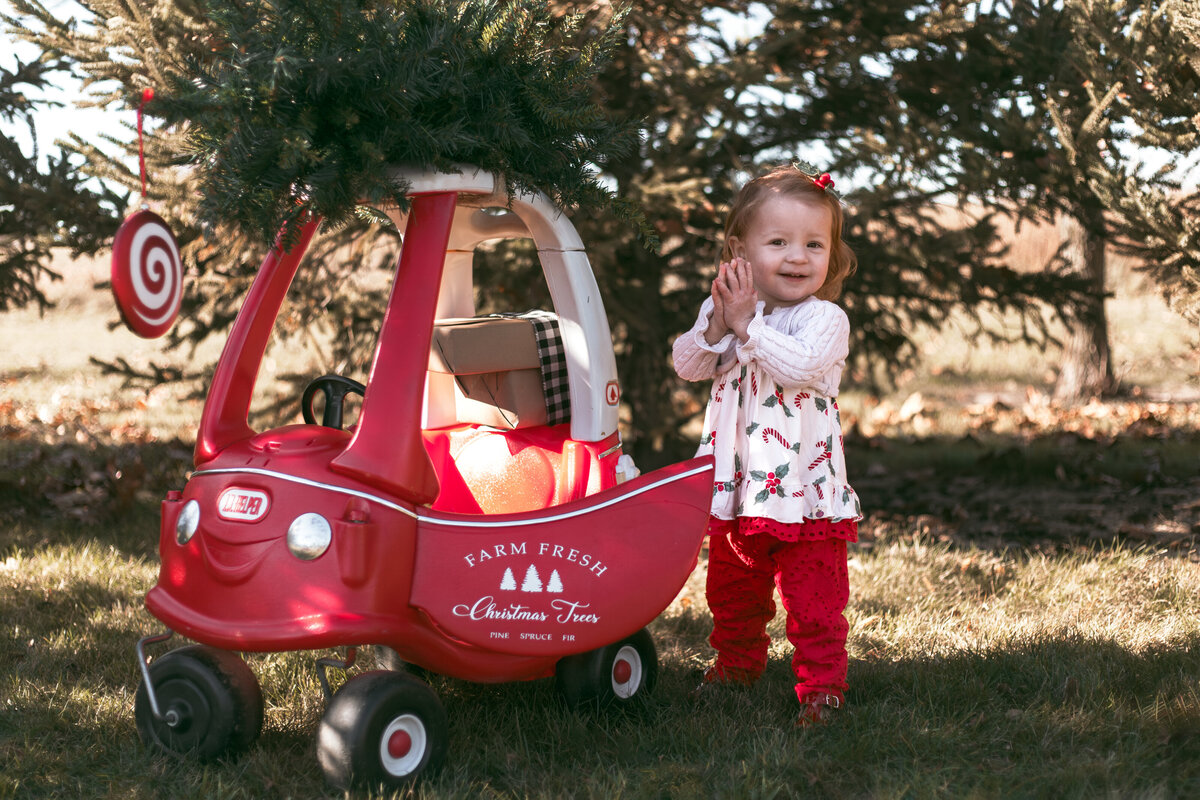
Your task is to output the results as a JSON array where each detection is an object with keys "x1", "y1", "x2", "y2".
[
  {"x1": 1, "y1": 247, "x2": 1199, "y2": 798},
  {"x1": 4, "y1": 521, "x2": 1200, "y2": 798}
]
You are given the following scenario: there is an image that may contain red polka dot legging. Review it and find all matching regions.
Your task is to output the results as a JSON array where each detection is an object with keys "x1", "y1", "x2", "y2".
[{"x1": 704, "y1": 516, "x2": 853, "y2": 704}]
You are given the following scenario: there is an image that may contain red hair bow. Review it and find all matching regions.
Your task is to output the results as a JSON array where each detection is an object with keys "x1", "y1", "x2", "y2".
[{"x1": 814, "y1": 173, "x2": 835, "y2": 190}]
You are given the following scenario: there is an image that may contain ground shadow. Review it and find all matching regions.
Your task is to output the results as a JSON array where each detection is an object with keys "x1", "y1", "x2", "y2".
[{"x1": 844, "y1": 426, "x2": 1200, "y2": 556}]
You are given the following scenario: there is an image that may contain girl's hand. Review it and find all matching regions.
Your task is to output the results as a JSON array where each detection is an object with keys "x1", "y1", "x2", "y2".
[
  {"x1": 716, "y1": 257, "x2": 757, "y2": 340},
  {"x1": 703, "y1": 262, "x2": 731, "y2": 344}
]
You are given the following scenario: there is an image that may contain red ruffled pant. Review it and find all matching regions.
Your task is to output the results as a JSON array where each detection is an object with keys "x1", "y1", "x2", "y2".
[{"x1": 704, "y1": 516, "x2": 853, "y2": 704}]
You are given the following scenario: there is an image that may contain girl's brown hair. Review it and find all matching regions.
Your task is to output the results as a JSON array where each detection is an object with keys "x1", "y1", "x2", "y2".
[{"x1": 721, "y1": 165, "x2": 857, "y2": 301}]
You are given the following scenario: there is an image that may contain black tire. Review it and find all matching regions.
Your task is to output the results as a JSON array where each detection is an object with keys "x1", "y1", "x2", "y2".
[
  {"x1": 317, "y1": 670, "x2": 448, "y2": 790},
  {"x1": 134, "y1": 645, "x2": 263, "y2": 761},
  {"x1": 556, "y1": 628, "x2": 658, "y2": 709}
]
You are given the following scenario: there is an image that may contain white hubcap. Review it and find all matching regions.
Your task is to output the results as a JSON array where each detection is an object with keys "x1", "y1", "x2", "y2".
[
  {"x1": 610, "y1": 645, "x2": 643, "y2": 699},
  {"x1": 379, "y1": 714, "x2": 427, "y2": 777}
]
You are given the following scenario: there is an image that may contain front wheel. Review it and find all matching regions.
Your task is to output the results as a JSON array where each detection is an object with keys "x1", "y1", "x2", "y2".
[
  {"x1": 134, "y1": 645, "x2": 263, "y2": 761},
  {"x1": 317, "y1": 670, "x2": 448, "y2": 790},
  {"x1": 556, "y1": 628, "x2": 658, "y2": 709}
]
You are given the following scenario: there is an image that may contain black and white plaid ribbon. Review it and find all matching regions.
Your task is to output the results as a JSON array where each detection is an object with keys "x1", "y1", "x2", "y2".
[{"x1": 492, "y1": 311, "x2": 571, "y2": 425}]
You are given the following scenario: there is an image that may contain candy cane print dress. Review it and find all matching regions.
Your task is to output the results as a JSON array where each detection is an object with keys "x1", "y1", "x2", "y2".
[{"x1": 673, "y1": 296, "x2": 862, "y2": 526}]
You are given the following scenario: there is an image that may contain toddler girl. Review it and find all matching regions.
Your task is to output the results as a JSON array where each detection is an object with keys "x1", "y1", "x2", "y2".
[{"x1": 673, "y1": 164, "x2": 861, "y2": 725}]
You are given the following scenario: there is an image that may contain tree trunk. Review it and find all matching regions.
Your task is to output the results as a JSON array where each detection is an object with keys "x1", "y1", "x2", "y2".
[{"x1": 1053, "y1": 212, "x2": 1116, "y2": 402}]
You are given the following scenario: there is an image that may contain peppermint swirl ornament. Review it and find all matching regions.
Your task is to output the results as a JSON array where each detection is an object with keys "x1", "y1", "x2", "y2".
[
  {"x1": 110, "y1": 87, "x2": 183, "y2": 339},
  {"x1": 111, "y1": 208, "x2": 183, "y2": 338}
]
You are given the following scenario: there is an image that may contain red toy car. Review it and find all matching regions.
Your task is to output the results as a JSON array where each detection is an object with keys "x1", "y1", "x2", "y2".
[{"x1": 134, "y1": 168, "x2": 715, "y2": 789}]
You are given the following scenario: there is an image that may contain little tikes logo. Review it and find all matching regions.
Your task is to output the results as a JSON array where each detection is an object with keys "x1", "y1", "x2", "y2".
[
  {"x1": 216, "y1": 488, "x2": 270, "y2": 522},
  {"x1": 452, "y1": 541, "x2": 607, "y2": 628}
]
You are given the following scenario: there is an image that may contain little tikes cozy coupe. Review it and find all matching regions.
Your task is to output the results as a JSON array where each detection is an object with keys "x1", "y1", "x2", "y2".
[{"x1": 133, "y1": 168, "x2": 715, "y2": 790}]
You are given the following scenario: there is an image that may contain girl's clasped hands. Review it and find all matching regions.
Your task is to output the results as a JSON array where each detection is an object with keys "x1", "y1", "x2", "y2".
[{"x1": 704, "y1": 257, "x2": 758, "y2": 344}]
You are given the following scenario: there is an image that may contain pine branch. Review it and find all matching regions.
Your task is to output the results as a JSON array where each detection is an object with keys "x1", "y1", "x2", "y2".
[{"x1": 145, "y1": 0, "x2": 651, "y2": 249}]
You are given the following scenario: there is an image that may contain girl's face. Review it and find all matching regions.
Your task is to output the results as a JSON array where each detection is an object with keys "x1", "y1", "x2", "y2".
[{"x1": 728, "y1": 193, "x2": 833, "y2": 313}]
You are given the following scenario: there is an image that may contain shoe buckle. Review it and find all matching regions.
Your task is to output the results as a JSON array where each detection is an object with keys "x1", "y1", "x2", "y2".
[{"x1": 804, "y1": 692, "x2": 840, "y2": 710}]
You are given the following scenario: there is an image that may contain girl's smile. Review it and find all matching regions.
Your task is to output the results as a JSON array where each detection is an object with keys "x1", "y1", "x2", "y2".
[{"x1": 728, "y1": 194, "x2": 833, "y2": 313}]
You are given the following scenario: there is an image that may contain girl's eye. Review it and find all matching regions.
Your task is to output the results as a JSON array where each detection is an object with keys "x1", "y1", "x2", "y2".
[
  {"x1": 807, "y1": 241, "x2": 824, "y2": 249},
  {"x1": 769, "y1": 239, "x2": 786, "y2": 246}
]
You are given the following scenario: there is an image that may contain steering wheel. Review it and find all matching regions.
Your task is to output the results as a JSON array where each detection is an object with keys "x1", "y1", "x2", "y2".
[{"x1": 301, "y1": 375, "x2": 366, "y2": 429}]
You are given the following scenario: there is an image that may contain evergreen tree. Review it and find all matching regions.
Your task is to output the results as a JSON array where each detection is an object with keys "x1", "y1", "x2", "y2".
[
  {"x1": 1031, "y1": 0, "x2": 1197, "y2": 399},
  {"x1": 499, "y1": 568, "x2": 517, "y2": 591},
  {"x1": 154, "y1": 0, "x2": 649, "y2": 246},
  {"x1": 1092, "y1": 1, "x2": 1200, "y2": 327},
  {"x1": 756, "y1": 0, "x2": 1199, "y2": 401},
  {"x1": 520, "y1": 564, "x2": 543, "y2": 592},
  {"x1": 0, "y1": 52, "x2": 120, "y2": 311}
]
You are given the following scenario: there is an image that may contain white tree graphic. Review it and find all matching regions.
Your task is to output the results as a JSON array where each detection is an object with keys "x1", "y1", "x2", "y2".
[
  {"x1": 546, "y1": 570, "x2": 564, "y2": 593},
  {"x1": 520, "y1": 564, "x2": 543, "y2": 592},
  {"x1": 499, "y1": 568, "x2": 517, "y2": 591}
]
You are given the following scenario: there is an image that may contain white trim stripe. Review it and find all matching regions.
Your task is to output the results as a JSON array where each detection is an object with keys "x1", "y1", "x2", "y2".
[{"x1": 189, "y1": 464, "x2": 711, "y2": 529}]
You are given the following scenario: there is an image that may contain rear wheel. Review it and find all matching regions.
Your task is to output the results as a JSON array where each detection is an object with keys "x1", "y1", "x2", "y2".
[
  {"x1": 556, "y1": 628, "x2": 658, "y2": 708},
  {"x1": 317, "y1": 670, "x2": 448, "y2": 790},
  {"x1": 134, "y1": 645, "x2": 263, "y2": 761}
]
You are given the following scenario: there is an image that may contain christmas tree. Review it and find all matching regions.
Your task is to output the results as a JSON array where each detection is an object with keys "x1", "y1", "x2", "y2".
[
  {"x1": 519, "y1": 565, "x2": 543, "y2": 593},
  {"x1": 499, "y1": 568, "x2": 516, "y2": 591},
  {"x1": 151, "y1": 0, "x2": 652, "y2": 247}
]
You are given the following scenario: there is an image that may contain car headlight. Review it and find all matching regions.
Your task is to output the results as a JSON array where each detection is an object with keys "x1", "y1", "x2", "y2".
[
  {"x1": 287, "y1": 513, "x2": 332, "y2": 560},
  {"x1": 175, "y1": 500, "x2": 200, "y2": 544}
]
